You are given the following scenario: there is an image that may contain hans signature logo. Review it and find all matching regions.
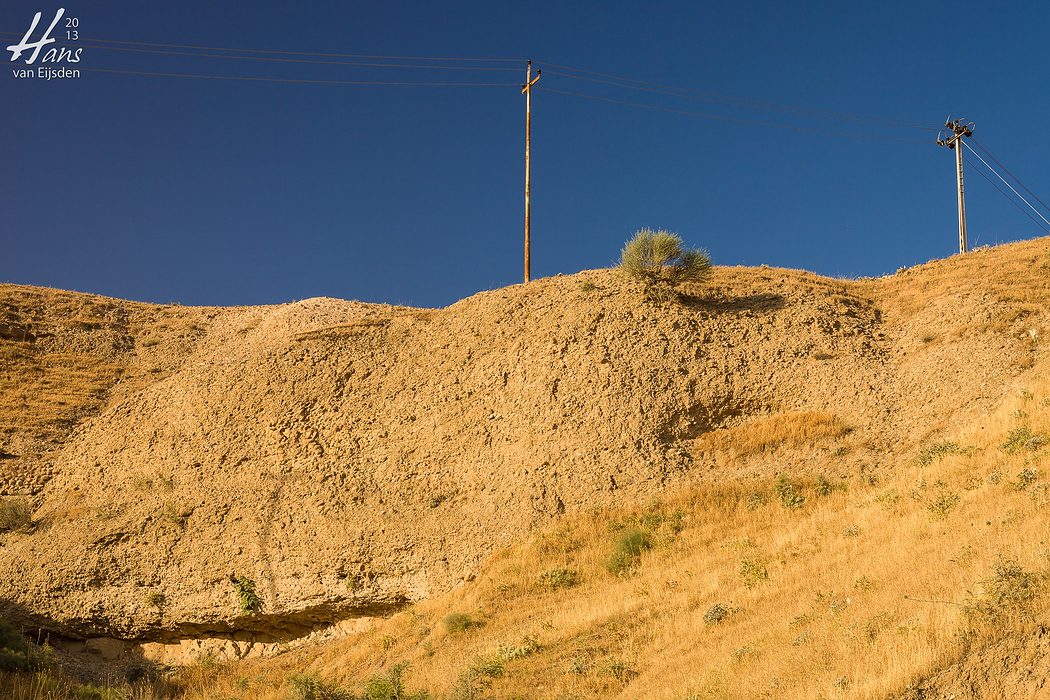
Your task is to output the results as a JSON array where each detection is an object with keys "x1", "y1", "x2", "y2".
[{"x1": 8, "y1": 8, "x2": 82, "y2": 80}]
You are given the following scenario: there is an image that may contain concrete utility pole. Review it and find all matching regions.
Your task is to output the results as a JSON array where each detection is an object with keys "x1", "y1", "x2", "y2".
[
  {"x1": 522, "y1": 60, "x2": 541, "y2": 283},
  {"x1": 937, "y1": 117, "x2": 975, "y2": 254}
]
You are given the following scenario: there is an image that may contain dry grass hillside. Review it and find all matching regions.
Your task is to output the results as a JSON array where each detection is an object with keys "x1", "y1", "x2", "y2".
[{"x1": 1, "y1": 237, "x2": 1049, "y2": 699}]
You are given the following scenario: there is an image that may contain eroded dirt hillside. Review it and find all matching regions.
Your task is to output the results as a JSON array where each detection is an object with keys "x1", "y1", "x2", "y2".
[{"x1": 0, "y1": 239, "x2": 1047, "y2": 651}]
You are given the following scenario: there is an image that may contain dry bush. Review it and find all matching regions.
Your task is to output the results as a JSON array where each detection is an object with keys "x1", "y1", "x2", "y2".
[
  {"x1": 619, "y1": 228, "x2": 711, "y2": 300},
  {"x1": 0, "y1": 499, "x2": 30, "y2": 532}
]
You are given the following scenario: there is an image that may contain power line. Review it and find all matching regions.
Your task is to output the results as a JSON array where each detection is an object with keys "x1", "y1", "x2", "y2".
[
  {"x1": 965, "y1": 152, "x2": 1050, "y2": 233},
  {"x1": 541, "y1": 61, "x2": 937, "y2": 132},
  {"x1": 0, "y1": 29, "x2": 522, "y2": 62},
  {"x1": 81, "y1": 67, "x2": 517, "y2": 87},
  {"x1": 540, "y1": 86, "x2": 929, "y2": 143},
  {"x1": 962, "y1": 141, "x2": 1050, "y2": 229},
  {"x1": 69, "y1": 42, "x2": 520, "y2": 71},
  {"x1": 969, "y1": 138, "x2": 1050, "y2": 216}
]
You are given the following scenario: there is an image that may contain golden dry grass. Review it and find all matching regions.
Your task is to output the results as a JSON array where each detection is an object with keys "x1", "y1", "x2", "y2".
[{"x1": 693, "y1": 411, "x2": 849, "y2": 459}]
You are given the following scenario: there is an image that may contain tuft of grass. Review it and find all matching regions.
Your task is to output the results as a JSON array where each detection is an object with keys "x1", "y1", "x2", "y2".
[
  {"x1": 927, "y1": 485, "x2": 961, "y2": 519},
  {"x1": 1013, "y1": 467, "x2": 1039, "y2": 491},
  {"x1": 0, "y1": 621, "x2": 42, "y2": 671},
  {"x1": 703, "y1": 603, "x2": 731, "y2": 625},
  {"x1": 362, "y1": 662, "x2": 430, "y2": 700},
  {"x1": 497, "y1": 635, "x2": 540, "y2": 661},
  {"x1": 739, "y1": 557, "x2": 769, "y2": 588},
  {"x1": 537, "y1": 568, "x2": 578, "y2": 591},
  {"x1": 917, "y1": 441, "x2": 964, "y2": 467},
  {"x1": 0, "y1": 498, "x2": 31, "y2": 532},
  {"x1": 774, "y1": 476, "x2": 805, "y2": 510},
  {"x1": 619, "y1": 228, "x2": 711, "y2": 301},
  {"x1": 695, "y1": 412, "x2": 848, "y2": 458},
  {"x1": 1001, "y1": 427, "x2": 1046, "y2": 454},
  {"x1": 230, "y1": 574, "x2": 262, "y2": 615},
  {"x1": 605, "y1": 527, "x2": 652, "y2": 575},
  {"x1": 443, "y1": 612, "x2": 480, "y2": 635},
  {"x1": 143, "y1": 591, "x2": 165, "y2": 609},
  {"x1": 964, "y1": 559, "x2": 1044, "y2": 624},
  {"x1": 289, "y1": 672, "x2": 353, "y2": 700}
]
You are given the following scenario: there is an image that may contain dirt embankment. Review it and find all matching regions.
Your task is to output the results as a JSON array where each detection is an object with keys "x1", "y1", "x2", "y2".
[{"x1": 0, "y1": 239, "x2": 1047, "y2": 654}]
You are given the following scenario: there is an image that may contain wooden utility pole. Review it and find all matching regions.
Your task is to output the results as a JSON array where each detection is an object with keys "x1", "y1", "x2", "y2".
[
  {"x1": 522, "y1": 60, "x2": 541, "y2": 282},
  {"x1": 937, "y1": 117, "x2": 975, "y2": 253}
]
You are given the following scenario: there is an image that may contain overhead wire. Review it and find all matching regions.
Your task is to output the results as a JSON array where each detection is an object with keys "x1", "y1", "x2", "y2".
[
  {"x1": 540, "y1": 61, "x2": 938, "y2": 132},
  {"x1": 539, "y1": 86, "x2": 930, "y2": 143},
  {"x1": 964, "y1": 153, "x2": 1050, "y2": 233},
  {"x1": 79, "y1": 67, "x2": 517, "y2": 87},
  {"x1": 969, "y1": 138, "x2": 1050, "y2": 216},
  {"x1": 961, "y1": 141, "x2": 1050, "y2": 229}
]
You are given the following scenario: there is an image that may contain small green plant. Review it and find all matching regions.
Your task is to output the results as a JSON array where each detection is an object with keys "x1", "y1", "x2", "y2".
[
  {"x1": 537, "y1": 567, "x2": 578, "y2": 591},
  {"x1": 927, "y1": 486, "x2": 961, "y2": 519},
  {"x1": 854, "y1": 576, "x2": 873, "y2": 591},
  {"x1": 230, "y1": 574, "x2": 262, "y2": 615},
  {"x1": 443, "y1": 612, "x2": 480, "y2": 634},
  {"x1": 289, "y1": 673, "x2": 352, "y2": 700},
  {"x1": 161, "y1": 502, "x2": 188, "y2": 529},
  {"x1": 843, "y1": 525, "x2": 860, "y2": 538},
  {"x1": 703, "y1": 603, "x2": 730, "y2": 625},
  {"x1": 619, "y1": 228, "x2": 712, "y2": 301},
  {"x1": 605, "y1": 527, "x2": 652, "y2": 575},
  {"x1": 0, "y1": 498, "x2": 31, "y2": 532},
  {"x1": 497, "y1": 635, "x2": 540, "y2": 661},
  {"x1": 143, "y1": 591, "x2": 165, "y2": 608},
  {"x1": 1002, "y1": 427, "x2": 1042, "y2": 454},
  {"x1": 964, "y1": 559, "x2": 1044, "y2": 623},
  {"x1": 579, "y1": 280, "x2": 597, "y2": 292},
  {"x1": 774, "y1": 476, "x2": 805, "y2": 510},
  {"x1": 745, "y1": 490, "x2": 768, "y2": 510},
  {"x1": 604, "y1": 659, "x2": 639, "y2": 682},
  {"x1": 362, "y1": 662, "x2": 430, "y2": 700},
  {"x1": 468, "y1": 655, "x2": 504, "y2": 679},
  {"x1": 917, "y1": 441, "x2": 963, "y2": 467},
  {"x1": 0, "y1": 621, "x2": 41, "y2": 671},
  {"x1": 731, "y1": 645, "x2": 756, "y2": 662},
  {"x1": 291, "y1": 671, "x2": 352, "y2": 700},
  {"x1": 739, "y1": 558, "x2": 769, "y2": 588},
  {"x1": 1014, "y1": 467, "x2": 1039, "y2": 491}
]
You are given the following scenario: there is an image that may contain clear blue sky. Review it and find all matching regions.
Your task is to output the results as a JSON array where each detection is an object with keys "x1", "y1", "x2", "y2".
[{"x1": 3, "y1": 1, "x2": 1048, "y2": 307}]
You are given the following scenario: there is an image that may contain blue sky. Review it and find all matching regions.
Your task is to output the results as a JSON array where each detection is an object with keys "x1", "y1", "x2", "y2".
[{"x1": 3, "y1": 1, "x2": 1048, "y2": 307}]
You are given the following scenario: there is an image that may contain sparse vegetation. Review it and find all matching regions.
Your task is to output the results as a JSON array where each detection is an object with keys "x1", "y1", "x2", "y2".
[
  {"x1": 143, "y1": 590, "x2": 166, "y2": 608},
  {"x1": 604, "y1": 527, "x2": 652, "y2": 575},
  {"x1": 619, "y1": 228, "x2": 711, "y2": 300},
  {"x1": 1001, "y1": 426, "x2": 1045, "y2": 454},
  {"x1": 537, "y1": 567, "x2": 578, "y2": 591},
  {"x1": 739, "y1": 557, "x2": 769, "y2": 588},
  {"x1": 442, "y1": 612, "x2": 480, "y2": 635},
  {"x1": 964, "y1": 559, "x2": 1044, "y2": 624},
  {"x1": 362, "y1": 663, "x2": 430, "y2": 700},
  {"x1": 289, "y1": 673, "x2": 352, "y2": 700},
  {"x1": 926, "y1": 484, "x2": 961, "y2": 519},
  {"x1": 230, "y1": 575, "x2": 262, "y2": 615},
  {"x1": 0, "y1": 499, "x2": 31, "y2": 532},
  {"x1": 703, "y1": 603, "x2": 730, "y2": 625},
  {"x1": 0, "y1": 621, "x2": 41, "y2": 671},
  {"x1": 917, "y1": 441, "x2": 964, "y2": 467},
  {"x1": 773, "y1": 475, "x2": 805, "y2": 510}
]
